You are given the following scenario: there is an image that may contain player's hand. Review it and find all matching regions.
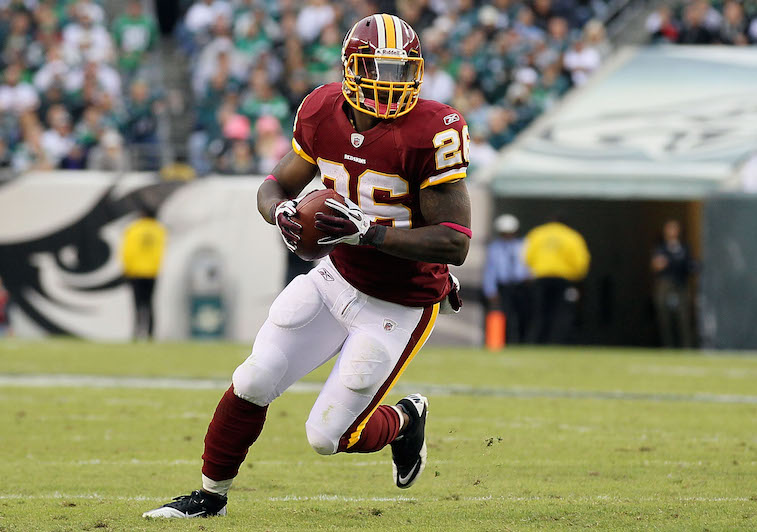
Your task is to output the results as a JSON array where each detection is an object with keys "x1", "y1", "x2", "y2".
[
  {"x1": 314, "y1": 197, "x2": 371, "y2": 246},
  {"x1": 440, "y1": 272, "x2": 463, "y2": 314},
  {"x1": 274, "y1": 199, "x2": 301, "y2": 252}
]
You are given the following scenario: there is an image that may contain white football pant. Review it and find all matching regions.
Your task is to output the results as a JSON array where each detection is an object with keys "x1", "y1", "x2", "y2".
[{"x1": 231, "y1": 257, "x2": 439, "y2": 455}]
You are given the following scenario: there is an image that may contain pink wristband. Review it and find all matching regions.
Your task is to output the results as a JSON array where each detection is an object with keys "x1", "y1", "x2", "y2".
[
  {"x1": 440, "y1": 222, "x2": 472, "y2": 239},
  {"x1": 265, "y1": 174, "x2": 278, "y2": 182}
]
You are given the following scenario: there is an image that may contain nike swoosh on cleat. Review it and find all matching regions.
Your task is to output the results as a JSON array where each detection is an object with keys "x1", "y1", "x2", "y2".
[{"x1": 398, "y1": 460, "x2": 420, "y2": 485}]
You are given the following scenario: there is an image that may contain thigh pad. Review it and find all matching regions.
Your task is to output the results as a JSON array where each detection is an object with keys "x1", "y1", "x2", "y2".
[
  {"x1": 338, "y1": 332, "x2": 392, "y2": 393},
  {"x1": 269, "y1": 274, "x2": 323, "y2": 329}
]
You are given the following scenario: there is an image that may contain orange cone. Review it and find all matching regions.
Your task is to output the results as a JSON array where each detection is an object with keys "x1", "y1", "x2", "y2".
[{"x1": 486, "y1": 311, "x2": 506, "y2": 350}]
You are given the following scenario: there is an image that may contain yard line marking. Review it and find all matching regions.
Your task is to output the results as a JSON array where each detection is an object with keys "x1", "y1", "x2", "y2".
[
  {"x1": 267, "y1": 495, "x2": 757, "y2": 503},
  {"x1": 0, "y1": 493, "x2": 751, "y2": 503},
  {"x1": 22, "y1": 459, "x2": 200, "y2": 466},
  {"x1": 1, "y1": 374, "x2": 757, "y2": 404},
  {"x1": 11, "y1": 459, "x2": 449, "y2": 467},
  {"x1": 0, "y1": 493, "x2": 165, "y2": 502},
  {"x1": 630, "y1": 364, "x2": 757, "y2": 379},
  {"x1": 13, "y1": 457, "x2": 753, "y2": 468},
  {"x1": 269, "y1": 495, "x2": 417, "y2": 502}
]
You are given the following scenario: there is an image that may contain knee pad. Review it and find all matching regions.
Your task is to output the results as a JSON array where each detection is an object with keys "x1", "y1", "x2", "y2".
[
  {"x1": 269, "y1": 275, "x2": 323, "y2": 329},
  {"x1": 232, "y1": 343, "x2": 288, "y2": 406},
  {"x1": 305, "y1": 422, "x2": 338, "y2": 455},
  {"x1": 338, "y1": 332, "x2": 392, "y2": 393}
]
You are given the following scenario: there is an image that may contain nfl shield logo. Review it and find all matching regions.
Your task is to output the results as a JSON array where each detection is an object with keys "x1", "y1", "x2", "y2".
[
  {"x1": 383, "y1": 319, "x2": 396, "y2": 332},
  {"x1": 351, "y1": 133, "x2": 364, "y2": 148}
]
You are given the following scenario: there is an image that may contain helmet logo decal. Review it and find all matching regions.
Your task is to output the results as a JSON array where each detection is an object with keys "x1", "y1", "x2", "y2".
[{"x1": 351, "y1": 133, "x2": 365, "y2": 148}]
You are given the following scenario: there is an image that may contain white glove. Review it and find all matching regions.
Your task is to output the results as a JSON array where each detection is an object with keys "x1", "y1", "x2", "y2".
[
  {"x1": 274, "y1": 199, "x2": 301, "y2": 252},
  {"x1": 439, "y1": 272, "x2": 462, "y2": 314},
  {"x1": 315, "y1": 197, "x2": 371, "y2": 246}
]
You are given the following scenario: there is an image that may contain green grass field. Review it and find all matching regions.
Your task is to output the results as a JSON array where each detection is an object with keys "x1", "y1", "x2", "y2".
[{"x1": 1, "y1": 339, "x2": 756, "y2": 531}]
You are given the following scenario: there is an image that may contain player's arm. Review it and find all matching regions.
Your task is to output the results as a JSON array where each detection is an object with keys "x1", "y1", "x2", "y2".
[
  {"x1": 257, "y1": 148, "x2": 318, "y2": 252},
  {"x1": 315, "y1": 106, "x2": 471, "y2": 265},
  {"x1": 363, "y1": 110, "x2": 472, "y2": 265},
  {"x1": 257, "y1": 149, "x2": 318, "y2": 225},
  {"x1": 316, "y1": 179, "x2": 471, "y2": 266},
  {"x1": 370, "y1": 180, "x2": 471, "y2": 265}
]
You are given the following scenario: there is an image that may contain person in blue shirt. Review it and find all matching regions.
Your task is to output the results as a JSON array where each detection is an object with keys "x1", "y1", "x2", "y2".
[{"x1": 483, "y1": 214, "x2": 531, "y2": 344}]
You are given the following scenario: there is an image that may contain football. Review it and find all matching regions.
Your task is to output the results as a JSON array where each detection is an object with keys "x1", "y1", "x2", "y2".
[{"x1": 294, "y1": 188, "x2": 346, "y2": 261}]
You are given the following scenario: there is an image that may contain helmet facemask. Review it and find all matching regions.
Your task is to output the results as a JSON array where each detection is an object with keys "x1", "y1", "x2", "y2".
[{"x1": 343, "y1": 50, "x2": 424, "y2": 119}]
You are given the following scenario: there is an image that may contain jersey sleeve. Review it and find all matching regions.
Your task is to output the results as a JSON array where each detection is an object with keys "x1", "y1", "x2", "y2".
[
  {"x1": 416, "y1": 108, "x2": 469, "y2": 189},
  {"x1": 291, "y1": 86, "x2": 324, "y2": 166}
]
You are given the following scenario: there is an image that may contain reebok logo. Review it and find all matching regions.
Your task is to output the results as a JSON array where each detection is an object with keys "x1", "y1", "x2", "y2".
[
  {"x1": 443, "y1": 113, "x2": 460, "y2": 125},
  {"x1": 318, "y1": 268, "x2": 334, "y2": 281}
]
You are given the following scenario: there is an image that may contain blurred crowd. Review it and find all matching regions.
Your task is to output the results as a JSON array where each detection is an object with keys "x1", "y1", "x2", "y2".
[
  {"x1": 1, "y1": 0, "x2": 615, "y2": 176},
  {"x1": 646, "y1": 0, "x2": 757, "y2": 44},
  {"x1": 182, "y1": 0, "x2": 613, "y2": 175},
  {"x1": 0, "y1": 0, "x2": 162, "y2": 173}
]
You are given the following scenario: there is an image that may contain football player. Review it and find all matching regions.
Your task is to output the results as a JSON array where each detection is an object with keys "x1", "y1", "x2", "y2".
[{"x1": 143, "y1": 13, "x2": 471, "y2": 518}]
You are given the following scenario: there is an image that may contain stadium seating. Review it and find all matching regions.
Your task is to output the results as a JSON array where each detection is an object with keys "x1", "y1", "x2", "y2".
[
  {"x1": 179, "y1": 0, "x2": 614, "y2": 176},
  {"x1": 0, "y1": 0, "x2": 162, "y2": 173},
  {"x1": 646, "y1": 0, "x2": 757, "y2": 45},
  {"x1": 0, "y1": 0, "x2": 621, "y2": 176}
]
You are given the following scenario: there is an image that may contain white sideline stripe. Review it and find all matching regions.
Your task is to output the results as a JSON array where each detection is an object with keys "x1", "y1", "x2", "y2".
[
  {"x1": 16, "y1": 459, "x2": 452, "y2": 467},
  {"x1": 267, "y1": 495, "x2": 755, "y2": 503},
  {"x1": 28, "y1": 459, "x2": 199, "y2": 466},
  {"x1": 13, "y1": 458, "x2": 755, "y2": 468},
  {"x1": 0, "y1": 493, "x2": 166, "y2": 502},
  {"x1": 0, "y1": 493, "x2": 751, "y2": 504},
  {"x1": 1, "y1": 373, "x2": 757, "y2": 405}
]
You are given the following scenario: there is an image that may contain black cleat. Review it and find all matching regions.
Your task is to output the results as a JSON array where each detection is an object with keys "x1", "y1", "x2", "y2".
[
  {"x1": 142, "y1": 489, "x2": 227, "y2": 518},
  {"x1": 391, "y1": 393, "x2": 429, "y2": 489}
]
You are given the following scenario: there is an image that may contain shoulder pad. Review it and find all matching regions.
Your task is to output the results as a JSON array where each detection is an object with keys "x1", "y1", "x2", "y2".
[
  {"x1": 294, "y1": 83, "x2": 341, "y2": 126},
  {"x1": 398, "y1": 100, "x2": 468, "y2": 150}
]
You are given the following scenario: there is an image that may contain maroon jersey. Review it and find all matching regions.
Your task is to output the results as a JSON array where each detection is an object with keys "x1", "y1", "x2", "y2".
[{"x1": 292, "y1": 83, "x2": 469, "y2": 306}]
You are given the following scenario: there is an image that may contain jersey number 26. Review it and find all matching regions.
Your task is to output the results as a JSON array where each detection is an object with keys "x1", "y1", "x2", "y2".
[{"x1": 318, "y1": 126, "x2": 469, "y2": 228}]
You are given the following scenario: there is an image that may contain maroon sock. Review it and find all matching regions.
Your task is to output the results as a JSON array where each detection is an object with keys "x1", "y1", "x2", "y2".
[
  {"x1": 339, "y1": 405, "x2": 402, "y2": 453},
  {"x1": 201, "y1": 385, "x2": 268, "y2": 481}
]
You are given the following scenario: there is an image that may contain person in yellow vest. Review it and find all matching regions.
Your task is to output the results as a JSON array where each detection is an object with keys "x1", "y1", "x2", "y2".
[
  {"x1": 121, "y1": 210, "x2": 167, "y2": 339},
  {"x1": 523, "y1": 217, "x2": 590, "y2": 344}
]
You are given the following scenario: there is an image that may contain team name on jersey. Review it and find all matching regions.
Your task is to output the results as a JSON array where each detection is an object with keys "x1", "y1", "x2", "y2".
[{"x1": 344, "y1": 154, "x2": 366, "y2": 164}]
